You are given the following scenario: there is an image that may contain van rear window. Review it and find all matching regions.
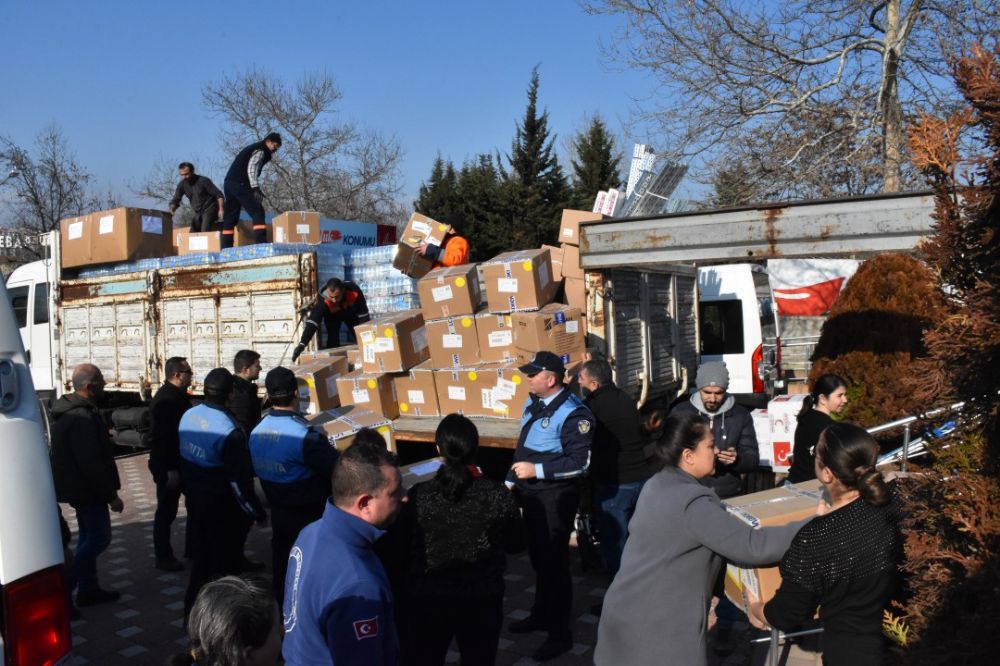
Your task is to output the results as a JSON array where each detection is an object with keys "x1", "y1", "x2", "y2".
[{"x1": 700, "y1": 300, "x2": 744, "y2": 355}]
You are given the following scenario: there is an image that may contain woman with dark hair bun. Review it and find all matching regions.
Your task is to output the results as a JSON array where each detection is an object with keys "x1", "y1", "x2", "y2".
[
  {"x1": 396, "y1": 414, "x2": 526, "y2": 666},
  {"x1": 595, "y1": 411, "x2": 814, "y2": 666},
  {"x1": 787, "y1": 373, "x2": 849, "y2": 483},
  {"x1": 748, "y1": 422, "x2": 900, "y2": 666}
]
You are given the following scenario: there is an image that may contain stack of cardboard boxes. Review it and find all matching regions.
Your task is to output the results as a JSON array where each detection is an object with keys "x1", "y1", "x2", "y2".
[
  {"x1": 556, "y1": 209, "x2": 605, "y2": 310},
  {"x1": 172, "y1": 211, "x2": 321, "y2": 256}
]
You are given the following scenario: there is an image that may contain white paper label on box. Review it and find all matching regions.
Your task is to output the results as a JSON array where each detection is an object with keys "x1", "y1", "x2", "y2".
[
  {"x1": 352, "y1": 389, "x2": 370, "y2": 403},
  {"x1": 427, "y1": 236, "x2": 442, "y2": 246},
  {"x1": 431, "y1": 285, "x2": 453, "y2": 302},
  {"x1": 68, "y1": 221, "x2": 84, "y2": 240},
  {"x1": 296, "y1": 223, "x2": 311, "y2": 235},
  {"x1": 275, "y1": 227, "x2": 286, "y2": 242},
  {"x1": 442, "y1": 334, "x2": 464, "y2": 349},
  {"x1": 360, "y1": 330, "x2": 374, "y2": 344},
  {"x1": 99, "y1": 215, "x2": 115, "y2": 235},
  {"x1": 493, "y1": 378, "x2": 517, "y2": 400},
  {"x1": 189, "y1": 235, "x2": 209, "y2": 250},
  {"x1": 325, "y1": 376, "x2": 339, "y2": 397},
  {"x1": 538, "y1": 261, "x2": 550, "y2": 288},
  {"x1": 448, "y1": 386, "x2": 466, "y2": 401},
  {"x1": 562, "y1": 227, "x2": 573, "y2": 238},
  {"x1": 407, "y1": 390, "x2": 425, "y2": 405},
  {"x1": 498, "y1": 278, "x2": 518, "y2": 293},
  {"x1": 565, "y1": 320, "x2": 579, "y2": 334},
  {"x1": 488, "y1": 330, "x2": 513, "y2": 347},
  {"x1": 374, "y1": 337, "x2": 395, "y2": 352},
  {"x1": 411, "y1": 328, "x2": 428, "y2": 351},
  {"x1": 481, "y1": 389, "x2": 496, "y2": 409},
  {"x1": 363, "y1": 345, "x2": 376, "y2": 363},
  {"x1": 411, "y1": 220, "x2": 431, "y2": 235},
  {"x1": 141, "y1": 215, "x2": 162, "y2": 234}
]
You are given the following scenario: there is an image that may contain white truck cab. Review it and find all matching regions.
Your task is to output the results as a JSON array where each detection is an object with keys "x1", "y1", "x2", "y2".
[
  {"x1": 698, "y1": 264, "x2": 781, "y2": 407},
  {"x1": 0, "y1": 279, "x2": 72, "y2": 665},
  {"x1": 5, "y1": 247, "x2": 59, "y2": 398}
]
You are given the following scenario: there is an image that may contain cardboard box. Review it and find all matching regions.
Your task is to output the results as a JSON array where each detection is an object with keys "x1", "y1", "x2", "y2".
[
  {"x1": 174, "y1": 230, "x2": 222, "y2": 255},
  {"x1": 511, "y1": 304, "x2": 586, "y2": 359},
  {"x1": 767, "y1": 394, "x2": 808, "y2": 473},
  {"x1": 434, "y1": 367, "x2": 479, "y2": 416},
  {"x1": 560, "y1": 242, "x2": 583, "y2": 279},
  {"x1": 540, "y1": 244, "x2": 565, "y2": 282},
  {"x1": 355, "y1": 310, "x2": 429, "y2": 373},
  {"x1": 312, "y1": 344, "x2": 361, "y2": 371},
  {"x1": 426, "y1": 315, "x2": 481, "y2": 368},
  {"x1": 294, "y1": 357, "x2": 349, "y2": 416},
  {"x1": 564, "y1": 276, "x2": 586, "y2": 310},
  {"x1": 433, "y1": 363, "x2": 531, "y2": 419},
  {"x1": 308, "y1": 406, "x2": 395, "y2": 452},
  {"x1": 480, "y1": 248, "x2": 557, "y2": 313},
  {"x1": 559, "y1": 209, "x2": 607, "y2": 246},
  {"x1": 88, "y1": 207, "x2": 173, "y2": 265},
  {"x1": 475, "y1": 312, "x2": 517, "y2": 363},
  {"x1": 273, "y1": 211, "x2": 321, "y2": 244},
  {"x1": 392, "y1": 212, "x2": 451, "y2": 278},
  {"x1": 392, "y1": 361, "x2": 440, "y2": 416},
  {"x1": 335, "y1": 369, "x2": 399, "y2": 419},
  {"x1": 295, "y1": 348, "x2": 346, "y2": 367},
  {"x1": 59, "y1": 215, "x2": 92, "y2": 268},
  {"x1": 417, "y1": 264, "x2": 482, "y2": 320},
  {"x1": 723, "y1": 481, "x2": 827, "y2": 613},
  {"x1": 751, "y1": 409, "x2": 780, "y2": 471}
]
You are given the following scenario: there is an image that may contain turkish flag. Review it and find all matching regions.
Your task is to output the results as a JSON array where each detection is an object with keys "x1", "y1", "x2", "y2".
[
  {"x1": 767, "y1": 259, "x2": 859, "y2": 316},
  {"x1": 353, "y1": 617, "x2": 380, "y2": 640},
  {"x1": 773, "y1": 278, "x2": 846, "y2": 316}
]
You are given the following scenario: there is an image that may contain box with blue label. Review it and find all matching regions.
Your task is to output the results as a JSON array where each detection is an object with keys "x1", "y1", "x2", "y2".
[
  {"x1": 511, "y1": 303, "x2": 585, "y2": 358},
  {"x1": 481, "y1": 248, "x2": 557, "y2": 313}
]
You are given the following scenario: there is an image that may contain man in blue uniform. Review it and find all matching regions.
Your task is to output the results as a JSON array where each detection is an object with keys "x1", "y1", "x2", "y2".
[
  {"x1": 220, "y1": 132, "x2": 282, "y2": 248},
  {"x1": 179, "y1": 367, "x2": 266, "y2": 619},
  {"x1": 250, "y1": 367, "x2": 339, "y2": 603},
  {"x1": 283, "y1": 433, "x2": 405, "y2": 665},
  {"x1": 507, "y1": 351, "x2": 594, "y2": 662}
]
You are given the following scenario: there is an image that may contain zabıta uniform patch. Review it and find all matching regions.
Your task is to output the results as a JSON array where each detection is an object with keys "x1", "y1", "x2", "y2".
[
  {"x1": 577, "y1": 420, "x2": 592, "y2": 434},
  {"x1": 353, "y1": 616, "x2": 379, "y2": 640}
]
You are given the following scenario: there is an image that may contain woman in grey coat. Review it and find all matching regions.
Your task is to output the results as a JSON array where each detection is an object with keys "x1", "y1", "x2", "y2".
[{"x1": 595, "y1": 410, "x2": 813, "y2": 666}]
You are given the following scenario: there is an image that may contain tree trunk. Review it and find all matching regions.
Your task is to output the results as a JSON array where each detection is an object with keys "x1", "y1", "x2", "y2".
[{"x1": 882, "y1": 0, "x2": 904, "y2": 192}]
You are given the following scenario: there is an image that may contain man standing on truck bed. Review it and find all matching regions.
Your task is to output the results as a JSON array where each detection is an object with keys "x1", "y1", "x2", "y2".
[
  {"x1": 50, "y1": 363, "x2": 125, "y2": 607},
  {"x1": 220, "y1": 132, "x2": 282, "y2": 248},
  {"x1": 292, "y1": 277, "x2": 370, "y2": 362},
  {"x1": 148, "y1": 356, "x2": 193, "y2": 573},
  {"x1": 169, "y1": 162, "x2": 225, "y2": 233}
]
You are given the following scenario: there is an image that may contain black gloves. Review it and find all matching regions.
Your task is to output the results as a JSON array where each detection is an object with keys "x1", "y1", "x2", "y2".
[
  {"x1": 252, "y1": 187, "x2": 265, "y2": 205},
  {"x1": 292, "y1": 342, "x2": 305, "y2": 362}
]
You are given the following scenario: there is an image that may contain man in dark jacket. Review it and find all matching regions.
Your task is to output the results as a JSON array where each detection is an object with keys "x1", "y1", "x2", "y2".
[
  {"x1": 50, "y1": 363, "x2": 124, "y2": 607},
  {"x1": 230, "y1": 349, "x2": 263, "y2": 434},
  {"x1": 220, "y1": 132, "x2": 282, "y2": 248},
  {"x1": 148, "y1": 356, "x2": 192, "y2": 572},
  {"x1": 577, "y1": 359, "x2": 655, "y2": 580},
  {"x1": 291, "y1": 278, "x2": 370, "y2": 362},
  {"x1": 249, "y1": 367, "x2": 338, "y2": 603},
  {"x1": 169, "y1": 162, "x2": 225, "y2": 232}
]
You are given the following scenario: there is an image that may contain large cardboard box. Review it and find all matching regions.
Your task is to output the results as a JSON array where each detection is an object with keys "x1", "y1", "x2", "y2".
[
  {"x1": 564, "y1": 276, "x2": 586, "y2": 310},
  {"x1": 59, "y1": 215, "x2": 92, "y2": 268},
  {"x1": 88, "y1": 207, "x2": 173, "y2": 265},
  {"x1": 540, "y1": 244, "x2": 565, "y2": 282},
  {"x1": 475, "y1": 312, "x2": 517, "y2": 363},
  {"x1": 434, "y1": 367, "x2": 479, "y2": 416},
  {"x1": 308, "y1": 406, "x2": 396, "y2": 452},
  {"x1": 355, "y1": 310, "x2": 429, "y2": 373},
  {"x1": 560, "y1": 242, "x2": 583, "y2": 279},
  {"x1": 294, "y1": 357, "x2": 349, "y2": 416},
  {"x1": 768, "y1": 394, "x2": 808, "y2": 473},
  {"x1": 417, "y1": 264, "x2": 482, "y2": 320},
  {"x1": 559, "y1": 209, "x2": 607, "y2": 246},
  {"x1": 273, "y1": 211, "x2": 321, "y2": 244},
  {"x1": 433, "y1": 363, "x2": 531, "y2": 419},
  {"x1": 393, "y1": 212, "x2": 450, "y2": 278},
  {"x1": 512, "y1": 304, "x2": 585, "y2": 359},
  {"x1": 481, "y1": 248, "x2": 557, "y2": 313},
  {"x1": 393, "y1": 361, "x2": 440, "y2": 416},
  {"x1": 723, "y1": 481, "x2": 827, "y2": 613},
  {"x1": 426, "y1": 316, "x2": 481, "y2": 368},
  {"x1": 335, "y1": 369, "x2": 399, "y2": 419},
  {"x1": 295, "y1": 348, "x2": 346, "y2": 367},
  {"x1": 174, "y1": 230, "x2": 222, "y2": 255}
]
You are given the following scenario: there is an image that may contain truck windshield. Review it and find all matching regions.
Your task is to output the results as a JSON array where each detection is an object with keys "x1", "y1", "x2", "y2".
[{"x1": 6, "y1": 285, "x2": 28, "y2": 328}]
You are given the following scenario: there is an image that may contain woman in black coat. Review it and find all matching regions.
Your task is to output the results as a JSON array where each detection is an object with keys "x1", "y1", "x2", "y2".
[{"x1": 787, "y1": 373, "x2": 848, "y2": 483}]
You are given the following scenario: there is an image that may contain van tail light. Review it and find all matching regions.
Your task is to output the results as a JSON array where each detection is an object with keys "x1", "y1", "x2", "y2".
[
  {"x1": 2, "y1": 566, "x2": 72, "y2": 666},
  {"x1": 751, "y1": 343, "x2": 765, "y2": 394}
]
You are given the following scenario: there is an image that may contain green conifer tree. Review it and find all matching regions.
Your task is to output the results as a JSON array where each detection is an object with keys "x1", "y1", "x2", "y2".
[{"x1": 570, "y1": 116, "x2": 621, "y2": 211}]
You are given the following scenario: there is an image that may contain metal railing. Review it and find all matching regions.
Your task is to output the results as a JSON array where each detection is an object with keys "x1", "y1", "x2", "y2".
[{"x1": 869, "y1": 401, "x2": 964, "y2": 472}]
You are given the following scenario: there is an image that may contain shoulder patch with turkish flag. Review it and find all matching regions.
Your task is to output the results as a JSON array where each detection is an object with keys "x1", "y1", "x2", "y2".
[
  {"x1": 577, "y1": 419, "x2": 592, "y2": 434},
  {"x1": 353, "y1": 616, "x2": 379, "y2": 640}
]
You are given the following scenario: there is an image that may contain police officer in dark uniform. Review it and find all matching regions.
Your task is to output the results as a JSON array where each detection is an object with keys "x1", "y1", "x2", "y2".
[
  {"x1": 506, "y1": 351, "x2": 594, "y2": 662},
  {"x1": 220, "y1": 132, "x2": 282, "y2": 248},
  {"x1": 249, "y1": 367, "x2": 339, "y2": 603},
  {"x1": 292, "y1": 278, "x2": 370, "y2": 362},
  {"x1": 179, "y1": 368, "x2": 266, "y2": 619}
]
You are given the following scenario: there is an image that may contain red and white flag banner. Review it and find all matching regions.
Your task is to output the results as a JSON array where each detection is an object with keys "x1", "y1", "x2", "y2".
[{"x1": 766, "y1": 259, "x2": 860, "y2": 316}]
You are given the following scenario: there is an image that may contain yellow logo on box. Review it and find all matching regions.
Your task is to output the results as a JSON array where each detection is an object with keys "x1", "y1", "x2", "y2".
[
  {"x1": 522, "y1": 260, "x2": 533, "y2": 272},
  {"x1": 455, "y1": 277, "x2": 466, "y2": 288},
  {"x1": 512, "y1": 375, "x2": 522, "y2": 385},
  {"x1": 400, "y1": 403, "x2": 409, "y2": 413},
  {"x1": 384, "y1": 328, "x2": 394, "y2": 338},
  {"x1": 467, "y1": 371, "x2": 478, "y2": 381},
  {"x1": 438, "y1": 224, "x2": 447, "y2": 232},
  {"x1": 366, "y1": 379, "x2": 377, "y2": 389},
  {"x1": 461, "y1": 317, "x2": 472, "y2": 328}
]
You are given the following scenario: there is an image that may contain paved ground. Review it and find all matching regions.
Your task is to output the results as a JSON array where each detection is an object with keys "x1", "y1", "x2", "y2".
[{"x1": 60, "y1": 453, "x2": 822, "y2": 665}]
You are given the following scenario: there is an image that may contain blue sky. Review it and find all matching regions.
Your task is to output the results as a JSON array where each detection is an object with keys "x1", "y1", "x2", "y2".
[{"x1": 0, "y1": 1, "x2": 681, "y2": 217}]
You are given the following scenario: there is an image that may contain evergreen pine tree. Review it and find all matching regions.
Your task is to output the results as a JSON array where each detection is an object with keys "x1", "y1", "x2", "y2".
[
  {"x1": 455, "y1": 154, "x2": 504, "y2": 262},
  {"x1": 414, "y1": 154, "x2": 460, "y2": 225},
  {"x1": 570, "y1": 116, "x2": 622, "y2": 211}
]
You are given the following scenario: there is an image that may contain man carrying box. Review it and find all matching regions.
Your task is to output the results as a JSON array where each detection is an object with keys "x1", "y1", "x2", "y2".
[
  {"x1": 169, "y1": 162, "x2": 225, "y2": 233},
  {"x1": 293, "y1": 278, "x2": 371, "y2": 362},
  {"x1": 221, "y1": 132, "x2": 282, "y2": 248},
  {"x1": 417, "y1": 223, "x2": 470, "y2": 268}
]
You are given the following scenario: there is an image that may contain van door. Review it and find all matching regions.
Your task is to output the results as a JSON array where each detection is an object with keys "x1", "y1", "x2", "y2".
[
  {"x1": 6, "y1": 284, "x2": 30, "y2": 356},
  {"x1": 30, "y1": 281, "x2": 53, "y2": 391}
]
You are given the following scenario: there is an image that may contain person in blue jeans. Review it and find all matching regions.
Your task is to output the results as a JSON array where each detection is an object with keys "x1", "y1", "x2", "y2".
[
  {"x1": 49, "y1": 364, "x2": 125, "y2": 607},
  {"x1": 577, "y1": 360, "x2": 656, "y2": 580}
]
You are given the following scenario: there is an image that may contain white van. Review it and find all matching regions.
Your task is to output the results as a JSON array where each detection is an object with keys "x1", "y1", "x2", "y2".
[
  {"x1": 0, "y1": 280, "x2": 72, "y2": 664},
  {"x1": 698, "y1": 264, "x2": 781, "y2": 407}
]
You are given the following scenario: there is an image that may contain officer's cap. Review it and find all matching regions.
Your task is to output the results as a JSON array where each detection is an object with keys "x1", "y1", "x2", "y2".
[
  {"x1": 518, "y1": 351, "x2": 565, "y2": 377},
  {"x1": 203, "y1": 367, "x2": 234, "y2": 398},
  {"x1": 265, "y1": 366, "x2": 298, "y2": 398}
]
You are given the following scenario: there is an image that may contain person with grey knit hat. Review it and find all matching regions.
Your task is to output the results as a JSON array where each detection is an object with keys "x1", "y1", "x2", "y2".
[{"x1": 672, "y1": 360, "x2": 760, "y2": 653}]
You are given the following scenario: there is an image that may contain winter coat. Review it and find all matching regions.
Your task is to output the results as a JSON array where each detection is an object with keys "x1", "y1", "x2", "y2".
[
  {"x1": 672, "y1": 393, "x2": 759, "y2": 498},
  {"x1": 50, "y1": 394, "x2": 121, "y2": 506}
]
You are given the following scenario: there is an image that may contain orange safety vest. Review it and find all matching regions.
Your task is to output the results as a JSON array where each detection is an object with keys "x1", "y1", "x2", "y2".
[{"x1": 433, "y1": 235, "x2": 470, "y2": 268}]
